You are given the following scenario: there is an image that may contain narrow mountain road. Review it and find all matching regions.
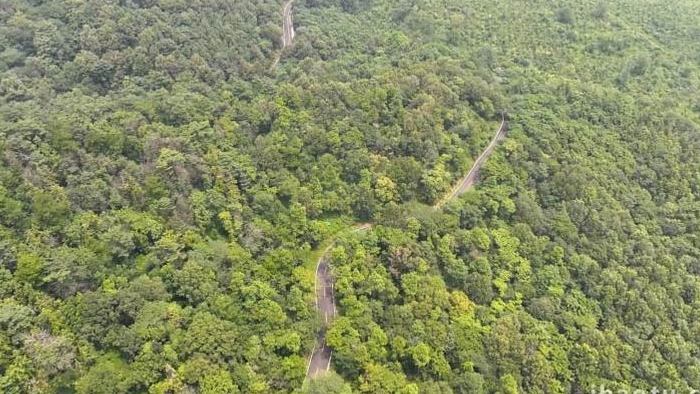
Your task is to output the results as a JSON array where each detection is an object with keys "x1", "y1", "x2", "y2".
[
  {"x1": 434, "y1": 113, "x2": 508, "y2": 209},
  {"x1": 304, "y1": 116, "x2": 507, "y2": 381},
  {"x1": 281, "y1": 0, "x2": 295, "y2": 48},
  {"x1": 306, "y1": 223, "x2": 371, "y2": 380},
  {"x1": 271, "y1": 0, "x2": 295, "y2": 68},
  {"x1": 305, "y1": 258, "x2": 334, "y2": 379}
]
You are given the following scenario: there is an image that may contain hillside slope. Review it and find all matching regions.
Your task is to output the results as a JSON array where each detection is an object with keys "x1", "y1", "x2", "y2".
[{"x1": 0, "y1": 0, "x2": 698, "y2": 393}]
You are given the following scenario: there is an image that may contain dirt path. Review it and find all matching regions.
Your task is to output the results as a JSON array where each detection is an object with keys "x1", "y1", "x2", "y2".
[{"x1": 272, "y1": 0, "x2": 295, "y2": 68}]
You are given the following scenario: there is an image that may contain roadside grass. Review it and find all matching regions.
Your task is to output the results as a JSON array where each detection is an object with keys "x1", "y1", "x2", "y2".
[
  {"x1": 294, "y1": 216, "x2": 355, "y2": 306},
  {"x1": 303, "y1": 216, "x2": 354, "y2": 271}
]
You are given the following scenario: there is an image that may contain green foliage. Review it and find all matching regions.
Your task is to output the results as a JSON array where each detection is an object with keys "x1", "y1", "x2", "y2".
[
  {"x1": 75, "y1": 354, "x2": 133, "y2": 394},
  {"x1": 0, "y1": 0, "x2": 698, "y2": 392},
  {"x1": 200, "y1": 369, "x2": 239, "y2": 394},
  {"x1": 556, "y1": 7, "x2": 575, "y2": 25},
  {"x1": 303, "y1": 371, "x2": 352, "y2": 394},
  {"x1": 14, "y1": 251, "x2": 43, "y2": 285}
]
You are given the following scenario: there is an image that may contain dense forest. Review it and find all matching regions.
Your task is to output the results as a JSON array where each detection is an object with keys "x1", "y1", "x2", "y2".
[{"x1": 0, "y1": 0, "x2": 699, "y2": 393}]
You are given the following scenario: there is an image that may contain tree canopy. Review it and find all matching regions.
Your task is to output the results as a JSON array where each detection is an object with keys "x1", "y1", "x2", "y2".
[{"x1": 0, "y1": 0, "x2": 699, "y2": 392}]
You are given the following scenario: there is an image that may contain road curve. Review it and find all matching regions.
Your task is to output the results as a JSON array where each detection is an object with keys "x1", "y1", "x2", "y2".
[
  {"x1": 434, "y1": 114, "x2": 508, "y2": 209},
  {"x1": 305, "y1": 117, "x2": 507, "y2": 381},
  {"x1": 305, "y1": 223, "x2": 371, "y2": 380},
  {"x1": 272, "y1": 0, "x2": 295, "y2": 68},
  {"x1": 281, "y1": 0, "x2": 296, "y2": 48}
]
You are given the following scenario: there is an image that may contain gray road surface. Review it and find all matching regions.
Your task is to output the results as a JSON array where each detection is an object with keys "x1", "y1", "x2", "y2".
[
  {"x1": 272, "y1": 0, "x2": 295, "y2": 68},
  {"x1": 434, "y1": 114, "x2": 508, "y2": 208},
  {"x1": 306, "y1": 224, "x2": 371, "y2": 380}
]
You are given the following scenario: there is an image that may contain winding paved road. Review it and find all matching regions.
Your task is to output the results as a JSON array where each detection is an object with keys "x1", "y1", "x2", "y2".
[
  {"x1": 304, "y1": 117, "x2": 507, "y2": 381},
  {"x1": 306, "y1": 223, "x2": 371, "y2": 379},
  {"x1": 434, "y1": 113, "x2": 508, "y2": 209},
  {"x1": 272, "y1": 0, "x2": 295, "y2": 68},
  {"x1": 281, "y1": 0, "x2": 295, "y2": 48}
]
